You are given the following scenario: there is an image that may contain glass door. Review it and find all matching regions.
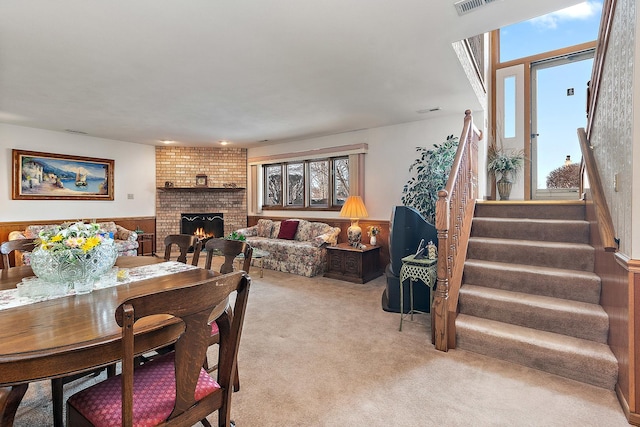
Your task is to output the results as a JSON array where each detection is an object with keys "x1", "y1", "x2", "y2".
[{"x1": 531, "y1": 49, "x2": 594, "y2": 199}]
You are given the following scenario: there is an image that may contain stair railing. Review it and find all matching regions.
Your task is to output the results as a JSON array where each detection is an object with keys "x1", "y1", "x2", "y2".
[
  {"x1": 577, "y1": 128, "x2": 617, "y2": 252},
  {"x1": 579, "y1": 0, "x2": 617, "y2": 253},
  {"x1": 432, "y1": 110, "x2": 481, "y2": 351}
]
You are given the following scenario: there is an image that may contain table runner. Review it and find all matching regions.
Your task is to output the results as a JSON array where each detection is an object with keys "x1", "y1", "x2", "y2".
[{"x1": 0, "y1": 261, "x2": 199, "y2": 311}]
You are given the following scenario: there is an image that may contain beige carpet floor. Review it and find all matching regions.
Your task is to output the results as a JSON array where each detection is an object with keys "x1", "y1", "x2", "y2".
[{"x1": 14, "y1": 265, "x2": 628, "y2": 426}]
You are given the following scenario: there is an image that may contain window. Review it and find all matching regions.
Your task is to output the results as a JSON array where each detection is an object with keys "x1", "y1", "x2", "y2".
[
  {"x1": 503, "y1": 75, "x2": 516, "y2": 139},
  {"x1": 309, "y1": 160, "x2": 329, "y2": 206},
  {"x1": 333, "y1": 157, "x2": 349, "y2": 206},
  {"x1": 286, "y1": 163, "x2": 304, "y2": 206},
  {"x1": 263, "y1": 156, "x2": 349, "y2": 210},
  {"x1": 499, "y1": 1, "x2": 602, "y2": 63},
  {"x1": 264, "y1": 165, "x2": 282, "y2": 206}
]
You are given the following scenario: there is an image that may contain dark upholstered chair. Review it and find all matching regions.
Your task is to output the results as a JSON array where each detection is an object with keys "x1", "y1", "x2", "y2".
[
  {"x1": 163, "y1": 234, "x2": 202, "y2": 266},
  {"x1": 67, "y1": 270, "x2": 251, "y2": 427},
  {"x1": 203, "y1": 238, "x2": 252, "y2": 392},
  {"x1": 2, "y1": 238, "x2": 114, "y2": 427}
]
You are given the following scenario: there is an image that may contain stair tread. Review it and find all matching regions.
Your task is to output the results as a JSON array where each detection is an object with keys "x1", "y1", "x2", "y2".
[
  {"x1": 469, "y1": 236, "x2": 593, "y2": 250},
  {"x1": 473, "y1": 217, "x2": 588, "y2": 225},
  {"x1": 463, "y1": 259, "x2": 600, "y2": 280},
  {"x1": 456, "y1": 314, "x2": 616, "y2": 360},
  {"x1": 474, "y1": 201, "x2": 586, "y2": 220},
  {"x1": 459, "y1": 284, "x2": 608, "y2": 318}
]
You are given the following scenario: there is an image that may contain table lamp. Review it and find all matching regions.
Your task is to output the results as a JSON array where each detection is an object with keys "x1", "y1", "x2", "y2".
[{"x1": 339, "y1": 195, "x2": 369, "y2": 247}]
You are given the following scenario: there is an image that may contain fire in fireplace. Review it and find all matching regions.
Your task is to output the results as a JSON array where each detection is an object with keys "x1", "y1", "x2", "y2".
[{"x1": 180, "y1": 213, "x2": 224, "y2": 247}]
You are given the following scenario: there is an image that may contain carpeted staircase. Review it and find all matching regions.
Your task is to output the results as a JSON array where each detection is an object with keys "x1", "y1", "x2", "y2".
[{"x1": 455, "y1": 201, "x2": 618, "y2": 389}]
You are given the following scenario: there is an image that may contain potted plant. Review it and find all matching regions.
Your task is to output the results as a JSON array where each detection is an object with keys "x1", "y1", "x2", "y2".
[
  {"x1": 402, "y1": 135, "x2": 459, "y2": 224},
  {"x1": 226, "y1": 231, "x2": 246, "y2": 242},
  {"x1": 487, "y1": 143, "x2": 525, "y2": 200}
]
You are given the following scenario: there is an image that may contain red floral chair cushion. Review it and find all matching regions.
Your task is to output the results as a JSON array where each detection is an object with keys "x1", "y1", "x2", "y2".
[{"x1": 67, "y1": 352, "x2": 219, "y2": 427}]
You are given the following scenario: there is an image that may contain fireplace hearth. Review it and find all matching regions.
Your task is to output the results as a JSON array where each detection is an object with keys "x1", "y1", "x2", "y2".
[{"x1": 181, "y1": 213, "x2": 224, "y2": 247}]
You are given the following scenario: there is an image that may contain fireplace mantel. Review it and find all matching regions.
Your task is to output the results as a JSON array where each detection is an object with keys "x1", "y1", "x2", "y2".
[
  {"x1": 155, "y1": 146, "x2": 247, "y2": 255},
  {"x1": 157, "y1": 187, "x2": 245, "y2": 192}
]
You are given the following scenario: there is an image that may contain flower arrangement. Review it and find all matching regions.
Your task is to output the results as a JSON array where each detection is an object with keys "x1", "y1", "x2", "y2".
[
  {"x1": 31, "y1": 222, "x2": 118, "y2": 292},
  {"x1": 226, "y1": 231, "x2": 247, "y2": 242},
  {"x1": 367, "y1": 226, "x2": 380, "y2": 237},
  {"x1": 38, "y1": 222, "x2": 108, "y2": 254}
]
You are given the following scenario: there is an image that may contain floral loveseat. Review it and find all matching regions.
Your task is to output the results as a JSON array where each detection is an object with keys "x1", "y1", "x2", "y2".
[
  {"x1": 9, "y1": 221, "x2": 139, "y2": 265},
  {"x1": 236, "y1": 219, "x2": 341, "y2": 277}
]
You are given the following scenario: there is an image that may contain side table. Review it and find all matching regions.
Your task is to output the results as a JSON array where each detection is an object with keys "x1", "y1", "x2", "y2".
[
  {"x1": 399, "y1": 255, "x2": 437, "y2": 331},
  {"x1": 136, "y1": 233, "x2": 155, "y2": 256},
  {"x1": 236, "y1": 248, "x2": 270, "y2": 278},
  {"x1": 324, "y1": 243, "x2": 381, "y2": 283}
]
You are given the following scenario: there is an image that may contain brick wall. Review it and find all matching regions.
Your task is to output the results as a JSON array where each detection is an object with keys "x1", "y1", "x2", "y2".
[{"x1": 155, "y1": 146, "x2": 247, "y2": 253}]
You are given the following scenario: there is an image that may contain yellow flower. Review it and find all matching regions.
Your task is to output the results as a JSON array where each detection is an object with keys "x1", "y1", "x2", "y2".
[
  {"x1": 81, "y1": 236, "x2": 101, "y2": 252},
  {"x1": 50, "y1": 235, "x2": 63, "y2": 243}
]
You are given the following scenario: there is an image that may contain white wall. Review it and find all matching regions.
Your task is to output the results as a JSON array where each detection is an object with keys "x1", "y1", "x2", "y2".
[
  {"x1": 0, "y1": 124, "x2": 156, "y2": 222},
  {"x1": 248, "y1": 113, "x2": 480, "y2": 221}
]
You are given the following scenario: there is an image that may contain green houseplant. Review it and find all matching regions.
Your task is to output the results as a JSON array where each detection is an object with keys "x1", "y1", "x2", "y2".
[
  {"x1": 487, "y1": 144, "x2": 525, "y2": 200},
  {"x1": 226, "y1": 231, "x2": 246, "y2": 242},
  {"x1": 402, "y1": 135, "x2": 459, "y2": 224}
]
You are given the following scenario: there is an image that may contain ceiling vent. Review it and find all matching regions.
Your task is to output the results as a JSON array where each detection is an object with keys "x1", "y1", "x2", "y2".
[{"x1": 454, "y1": 0, "x2": 499, "y2": 16}]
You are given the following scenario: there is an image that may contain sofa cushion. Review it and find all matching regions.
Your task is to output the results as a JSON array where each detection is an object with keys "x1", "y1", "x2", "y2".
[
  {"x1": 312, "y1": 228, "x2": 341, "y2": 247},
  {"x1": 256, "y1": 219, "x2": 273, "y2": 238},
  {"x1": 297, "y1": 221, "x2": 337, "y2": 242},
  {"x1": 24, "y1": 225, "x2": 58, "y2": 239},
  {"x1": 270, "y1": 221, "x2": 281, "y2": 239},
  {"x1": 98, "y1": 221, "x2": 118, "y2": 235},
  {"x1": 277, "y1": 220, "x2": 299, "y2": 240}
]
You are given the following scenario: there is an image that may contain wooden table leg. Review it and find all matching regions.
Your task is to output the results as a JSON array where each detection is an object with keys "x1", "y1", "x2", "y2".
[{"x1": 0, "y1": 384, "x2": 28, "y2": 427}]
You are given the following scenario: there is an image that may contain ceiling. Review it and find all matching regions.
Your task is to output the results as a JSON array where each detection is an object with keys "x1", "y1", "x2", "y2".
[{"x1": 0, "y1": 0, "x2": 580, "y2": 148}]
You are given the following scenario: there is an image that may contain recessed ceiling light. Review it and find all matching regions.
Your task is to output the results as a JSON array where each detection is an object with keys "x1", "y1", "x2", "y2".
[
  {"x1": 161, "y1": 140, "x2": 175, "y2": 144},
  {"x1": 416, "y1": 107, "x2": 441, "y2": 114},
  {"x1": 219, "y1": 140, "x2": 229, "y2": 146},
  {"x1": 65, "y1": 129, "x2": 88, "y2": 135}
]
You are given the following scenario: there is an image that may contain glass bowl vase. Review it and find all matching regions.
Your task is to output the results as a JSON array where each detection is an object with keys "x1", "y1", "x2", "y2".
[{"x1": 30, "y1": 240, "x2": 118, "y2": 294}]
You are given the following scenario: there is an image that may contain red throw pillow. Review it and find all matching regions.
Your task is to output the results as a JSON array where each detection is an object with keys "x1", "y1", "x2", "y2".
[{"x1": 277, "y1": 220, "x2": 299, "y2": 240}]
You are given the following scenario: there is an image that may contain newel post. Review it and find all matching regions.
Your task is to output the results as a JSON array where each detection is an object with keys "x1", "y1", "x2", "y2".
[{"x1": 432, "y1": 189, "x2": 450, "y2": 351}]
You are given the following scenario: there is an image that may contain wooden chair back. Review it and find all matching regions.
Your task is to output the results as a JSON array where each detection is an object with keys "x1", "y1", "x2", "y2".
[
  {"x1": 0, "y1": 239, "x2": 37, "y2": 269},
  {"x1": 117, "y1": 270, "x2": 250, "y2": 425},
  {"x1": 204, "y1": 238, "x2": 253, "y2": 273},
  {"x1": 163, "y1": 234, "x2": 202, "y2": 266}
]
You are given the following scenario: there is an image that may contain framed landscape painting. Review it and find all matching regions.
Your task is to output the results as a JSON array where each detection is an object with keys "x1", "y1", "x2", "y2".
[{"x1": 12, "y1": 149, "x2": 114, "y2": 200}]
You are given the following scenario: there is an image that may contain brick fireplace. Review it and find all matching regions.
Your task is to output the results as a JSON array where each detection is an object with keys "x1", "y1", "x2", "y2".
[{"x1": 155, "y1": 146, "x2": 247, "y2": 254}]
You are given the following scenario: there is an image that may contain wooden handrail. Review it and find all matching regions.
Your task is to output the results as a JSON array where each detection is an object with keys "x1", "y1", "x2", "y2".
[
  {"x1": 581, "y1": 0, "x2": 617, "y2": 252},
  {"x1": 432, "y1": 110, "x2": 481, "y2": 351},
  {"x1": 577, "y1": 128, "x2": 617, "y2": 252}
]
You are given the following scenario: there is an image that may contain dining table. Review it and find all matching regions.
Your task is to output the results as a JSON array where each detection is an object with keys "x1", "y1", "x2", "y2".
[{"x1": 0, "y1": 256, "x2": 226, "y2": 427}]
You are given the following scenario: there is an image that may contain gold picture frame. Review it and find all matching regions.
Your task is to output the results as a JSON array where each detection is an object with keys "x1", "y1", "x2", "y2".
[{"x1": 12, "y1": 149, "x2": 114, "y2": 200}]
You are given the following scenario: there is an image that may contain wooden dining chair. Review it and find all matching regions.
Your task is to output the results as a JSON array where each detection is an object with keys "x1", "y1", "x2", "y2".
[
  {"x1": 204, "y1": 238, "x2": 252, "y2": 273},
  {"x1": 203, "y1": 238, "x2": 252, "y2": 392},
  {"x1": 1, "y1": 238, "x2": 115, "y2": 427},
  {"x1": 163, "y1": 234, "x2": 202, "y2": 266},
  {"x1": 67, "y1": 270, "x2": 251, "y2": 427},
  {"x1": 0, "y1": 238, "x2": 37, "y2": 269}
]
